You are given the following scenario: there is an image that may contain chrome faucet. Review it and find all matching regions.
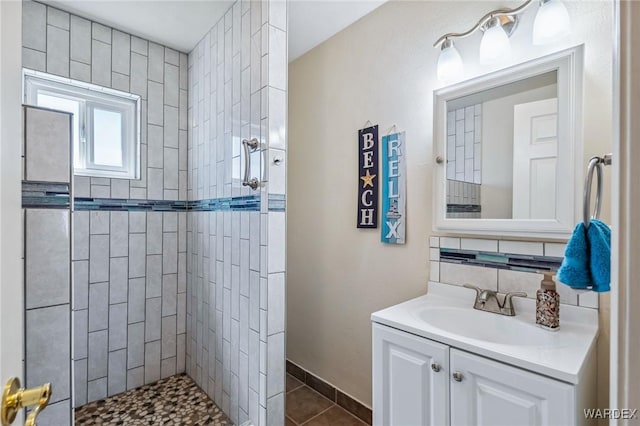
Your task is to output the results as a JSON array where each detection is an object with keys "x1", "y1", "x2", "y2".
[{"x1": 463, "y1": 284, "x2": 527, "y2": 316}]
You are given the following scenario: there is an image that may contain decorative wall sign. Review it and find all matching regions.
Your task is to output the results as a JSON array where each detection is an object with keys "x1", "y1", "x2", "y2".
[
  {"x1": 381, "y1": 131, "x2": 406, "y2": 244},
  {"x1": 357, "y1": 125, "x2": 379, "y2": 228}
]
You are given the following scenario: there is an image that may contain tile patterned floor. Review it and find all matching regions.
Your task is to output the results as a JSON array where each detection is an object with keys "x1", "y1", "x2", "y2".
[
  {"x1": 75, "y1": 374, "x2": 232, "y2": 425},
  {"x1": 285, "y1": 374, "x2": 366, "y2": 426}
]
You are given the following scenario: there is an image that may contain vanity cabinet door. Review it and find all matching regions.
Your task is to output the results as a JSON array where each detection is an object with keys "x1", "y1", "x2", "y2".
[
  {"x1": 450, "y1": 349, "x2": 575, "y2": 426},
  {"x1": 373, "y1": 323, "x2": 449, "y2": 426}
]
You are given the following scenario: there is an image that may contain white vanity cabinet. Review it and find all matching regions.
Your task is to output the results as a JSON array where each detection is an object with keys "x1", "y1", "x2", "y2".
[
  {"x1": 373, "y1": 323, "x2": 590, "y2": 426},
  {"x1": 449, "y1": 348, "x2": 575, "y2": 426},
  {"x1": 373, "y1": 324, "x2": 450, "y2": 426}
]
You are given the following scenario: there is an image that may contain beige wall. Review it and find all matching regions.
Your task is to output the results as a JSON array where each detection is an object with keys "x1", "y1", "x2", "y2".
[{"x1": 288, "y1": 0, "x2": 613, "y2": 407}]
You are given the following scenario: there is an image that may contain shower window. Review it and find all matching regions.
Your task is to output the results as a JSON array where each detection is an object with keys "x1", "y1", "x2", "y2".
[{"x1": 23, "y1": 69, "x2": 141, "y2": 179}]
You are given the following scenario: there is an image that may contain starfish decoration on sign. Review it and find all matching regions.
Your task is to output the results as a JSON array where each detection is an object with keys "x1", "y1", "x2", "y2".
[{"x1": 360, "y1": 169, "x2": 376, "y2": 188}]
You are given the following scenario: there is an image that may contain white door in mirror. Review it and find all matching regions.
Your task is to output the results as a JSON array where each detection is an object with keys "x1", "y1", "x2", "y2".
[{"x1": 512, "y1": 98, "x2": 559, "y2": 219}]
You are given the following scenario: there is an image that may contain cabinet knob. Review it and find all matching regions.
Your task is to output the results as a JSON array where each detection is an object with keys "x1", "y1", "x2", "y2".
[
  {"x1": 452, "y1": 371, "x2": 463, "y2": 382},
  {"x1": 431, "y1": 363, "x2": 441, "y2": 372},
  {"x1": 435, "y1": 156, "x2": 444, "y2": 165}
]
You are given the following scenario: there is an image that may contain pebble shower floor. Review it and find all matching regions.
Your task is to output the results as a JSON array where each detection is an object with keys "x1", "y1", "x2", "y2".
[{"x1": 74, "y1": 374, "x2": 232, "y2": 425}]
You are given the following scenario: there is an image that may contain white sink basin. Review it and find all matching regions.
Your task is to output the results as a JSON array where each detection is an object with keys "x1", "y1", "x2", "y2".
[
  {"x1": 413, "y1": 306, "x2": 563, "y2": 347},
  {"x1": 371, "y1": 282, "x2": 599, "y2": 384}
]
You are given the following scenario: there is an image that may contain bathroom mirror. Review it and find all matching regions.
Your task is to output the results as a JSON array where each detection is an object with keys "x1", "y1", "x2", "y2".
[{"x1": 433, "y1": 45, "x2": 584, "y2": 239}]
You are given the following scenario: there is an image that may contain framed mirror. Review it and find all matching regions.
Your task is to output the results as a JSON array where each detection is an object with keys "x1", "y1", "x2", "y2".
[{"x1": 433, "y1": 45, "x2": 584, "y2": 239}]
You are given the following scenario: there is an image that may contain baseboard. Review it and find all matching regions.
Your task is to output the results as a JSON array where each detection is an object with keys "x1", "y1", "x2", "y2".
[{"x1": 286, "y1": 359, "x2": 372, "y2": 425}]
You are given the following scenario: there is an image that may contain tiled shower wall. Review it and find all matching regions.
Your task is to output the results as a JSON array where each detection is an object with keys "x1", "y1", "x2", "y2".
[
  {"x1": 186, "y1": 1, "x2": 287, "y2": 425},
  {"x1": 22, "y1": 0, "x2": 189, "y2": 409},
  {"x1": 72, "y1": 211, "x2": 187, "y2": 405},
  {"x1": 22, "y1": 0, "x2": 189, "y2": 201},
  {"x1": 446, "y1": 104, "x2": 482, "y2": 184}
]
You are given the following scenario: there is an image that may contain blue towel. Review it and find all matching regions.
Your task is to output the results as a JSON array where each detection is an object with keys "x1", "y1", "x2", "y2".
[{"x1": 557, "y1": 219, "x2": 611, "y2": 292}]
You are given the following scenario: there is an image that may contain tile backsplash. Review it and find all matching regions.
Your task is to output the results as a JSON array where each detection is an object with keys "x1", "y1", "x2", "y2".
[{"x1": 429, "y1": 236, "x2": 599, "y2": 309}]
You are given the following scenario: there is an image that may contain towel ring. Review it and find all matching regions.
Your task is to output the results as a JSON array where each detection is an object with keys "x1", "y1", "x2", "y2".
[{"x1": 583, "y1": 154, "x2": 611, "y2": 228}]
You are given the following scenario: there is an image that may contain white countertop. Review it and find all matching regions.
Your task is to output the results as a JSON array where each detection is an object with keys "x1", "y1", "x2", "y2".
[{"x1": 371, "y1": 282, "x2": 599, "y2": 384}]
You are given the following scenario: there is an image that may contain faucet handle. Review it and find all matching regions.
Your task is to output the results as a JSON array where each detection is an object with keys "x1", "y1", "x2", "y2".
[
  {"x1": 504, "y1": 291, "x2": 527, "y2": 303},
  {"x1": 502, "y1": 292, "x2": 528, "y2": 315},
  {"x1": 463, "y1": 284, "x2": 482, "y2": 296}
]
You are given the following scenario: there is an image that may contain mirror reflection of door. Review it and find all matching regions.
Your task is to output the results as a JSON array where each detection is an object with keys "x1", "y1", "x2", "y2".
[
  {"x1": 512, "y1": 98, "x2": 558, "y2": 220},
  {"x1": 445, "y1": 70, "x2": 559, "y2": 220}
]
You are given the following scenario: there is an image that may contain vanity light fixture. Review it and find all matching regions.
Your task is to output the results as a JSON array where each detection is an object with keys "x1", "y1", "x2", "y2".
[
  {"x1": 437, "y1": 39, "x2": 464, "y2": 83},
  {"x1": 479, "y1": 17, "x2": 512, "y2": 65},
  {"x1": 533, "y1": 0, "x2": 572, "y2": 45},
  {"x1": 434, "y1": 0, "x2": 571, "y2": 82}
]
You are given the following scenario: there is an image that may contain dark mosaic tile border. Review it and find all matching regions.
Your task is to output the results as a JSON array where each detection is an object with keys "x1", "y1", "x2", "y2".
[
  {"x1": 286, "y1": 360, "x2": 372, "y2": 425},
  {"x1": 22, "y1": 181, "x2": 286, "y2": 212},
  {"x1": 440, "y1": 247, "x2": 563, "y2": 273},
  {"x1": 190, "y1": 195, "x2": 260, "y2": 212},
  {"x1": 268, "y1": 194, "x2": 285, "y2": 212}
]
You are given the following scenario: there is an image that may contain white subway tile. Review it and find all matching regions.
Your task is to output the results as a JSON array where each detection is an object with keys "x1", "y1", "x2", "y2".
[
  {"x1": 578, "y1": 291, "x2": 599, "y2": 309},
  {"x1": 88, "y1": 282, "x2": 108, "y2": 332},
  {"x1": 148, "y1": 81, "x2": 164, "y2": 126},
  {"x1": 70, "y1": 60, "x2": 90, "y2": 82},
  {"x1": 25, "y1": 209, "x2": 70, "y2": 309},
  {"x1": 27, "y1": 305, "x2": 71, "y2": 402},
  {"x1": 545, "y1": 242, "x2": 566, "y2": 258},
  {"x1": 556, "y1": 282, "x2": 578, "y2": 306},
  {"x1": 130, "y1": 53, "x2": 148, "y2": 99},
  {"x1": 164, "y1": 106, "x2": 179, "y2": 148},
  {"x1": 429, "y1": 261, "x2": 440, "y2": 282},
  {"x1": 163, "y1": 148, "x2": 179, "y2": 190},
  {"x1": 108, "y1": 304, "x2": 128, "y2": 351},
  {"x1": 499, "y1": 241, "x2": 544, "y2": 256},
  {"x1": 25, "y1": 107, "x2": 70, "y2": 183},
  {"x1": 91, "y1": 22, "x2": 111, "y2": 43},
  {"x1": 148, "y1": 42, "x2": 165, "y2": 83},
  {"x1": 429, "y1": 248, "x2": 440, "y2": 261},
  {"x1": 131, "y1": 36, "x2": 148, "y2": 55},
  {"x1": 91, "y1": 40, "x2": 111, "y2": 86},
  {"x1": 112, "y1": 30, "x2": 130, "y2": 75},
  {"x1": 498, "y1": 269, "x2": 540, "y2": 298},
  {"x1": 440, "y1": 237, "x2": 460, "y2": 249},
  {"x1": 109, "y1": 257, "x2": 128, "y2": 304},
  {"x1": 439, "y1": 262, "x2": 497, "y2": 290},
  {"x1": 111, "y1": 72, "x2": 129, "y2": 92},
  {"x1": 23, "y1": 48, "x2": 46, "y2": 72},
  {"x1": 164, "y1": 64, "x2": 180, "y2": 107},
  {"x1": 89, "y1": 235, "x2": 109, "y2": 283},
  {"x1": 461, "y1": 238, "x2": 498, "y2": 252},
  {"x1": 144, "y1": 340, "x2": 161, "y2": 384},
  {"x1": 70, "y1": 15, "x2": 91, "y2": 64},
  {"x1": 23, "y1": 1, "x2": 47, "y2": 52},
  {"x1": 128, "y1": 277, "x2": 146, "y2": 323}
]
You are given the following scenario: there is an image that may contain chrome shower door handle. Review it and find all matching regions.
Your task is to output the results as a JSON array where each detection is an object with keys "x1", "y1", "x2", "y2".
[{"x1": 242, "y1": 138, "x2": 260, "y2": 190}]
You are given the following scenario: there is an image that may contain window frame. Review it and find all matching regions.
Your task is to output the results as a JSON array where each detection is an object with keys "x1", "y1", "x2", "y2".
[{"x1": 23, "y1": 69, "x2": 141, "y2": 180}]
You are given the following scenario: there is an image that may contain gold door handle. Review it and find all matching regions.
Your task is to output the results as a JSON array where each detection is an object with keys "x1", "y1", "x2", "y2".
[{"x1": 1, "y1": 378, "x2": 51, "y2": 426}]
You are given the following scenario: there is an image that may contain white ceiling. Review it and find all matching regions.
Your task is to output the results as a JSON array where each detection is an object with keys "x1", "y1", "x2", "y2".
[
  {"x1": 288, "y1": 0, "x2": 386, "y2": 62},
  {"x1": 40, "y1": 0, "x2": 387, "y2": 59}
]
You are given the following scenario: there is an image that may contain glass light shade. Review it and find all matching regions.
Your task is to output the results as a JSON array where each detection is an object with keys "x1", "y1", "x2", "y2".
[
  {"x1": 437, "y1": 40, "x2": 464, "y2": 83},
  {"x1": 479, "y1": 18, "x2": 511, "y2": 65},
  {"x1": 533, "y1": 0, "x2": 571, "y2": 45}
]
